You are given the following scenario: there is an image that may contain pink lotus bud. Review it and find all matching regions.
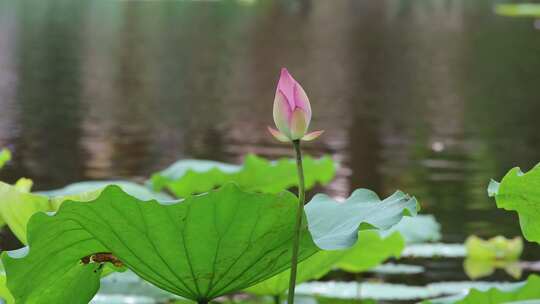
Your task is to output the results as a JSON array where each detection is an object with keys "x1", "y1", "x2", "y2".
[{"x1": 268, "y1": 68, "x2": 323, "y2": 142}]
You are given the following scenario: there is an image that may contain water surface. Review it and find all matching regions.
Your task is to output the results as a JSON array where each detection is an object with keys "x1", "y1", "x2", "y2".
[{"x1": 1, "y1": 0, "x2": 540, "y2": 286}]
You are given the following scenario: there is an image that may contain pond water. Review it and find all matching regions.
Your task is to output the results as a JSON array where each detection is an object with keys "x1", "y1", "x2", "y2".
[{"x1": 1, "y1": 0, "x2": 540, "y2": 296}]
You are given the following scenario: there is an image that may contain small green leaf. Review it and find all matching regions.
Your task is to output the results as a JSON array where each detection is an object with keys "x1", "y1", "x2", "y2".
[
  {"x1": 494, "y1": 4, "x2": 540, "y2": 17},
  {"x1": 487, "y1": 180, "x2": 500, "y2": 197},
  {"x1": 465, "y1": 235, "x2": 523, "y2": 261},
  {"x1": 0, "y1": 182, "x2": 51, "y2": 244},
  {"x1": 490, "y1": 165, "x2": 540, "y2": 243},
  {"x1": 149, "y1": 154, "x2": 336, "y2": 197},
  {"x1": 421, "y1": 275, "x2": 540, "y2": 304},
  {"x1": 0, "y1": 149, "x2": 11, "y2": 170},
  {"x1": 13, "y1": 178, "x2": 33, "y2": 193},
  {"x1": 463, "y1": 258, "x2": 522, "y2": 280}
]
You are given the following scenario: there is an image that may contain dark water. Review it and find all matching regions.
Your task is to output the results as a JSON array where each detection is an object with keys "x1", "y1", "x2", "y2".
[{"x1": 1, "y1": 0, "x2": 540, "y2": 285}]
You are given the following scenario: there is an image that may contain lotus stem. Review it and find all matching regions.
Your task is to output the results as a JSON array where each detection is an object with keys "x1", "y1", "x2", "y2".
[
  {"x1": 274, "y1": 295, "x2": 281, "y2": 304},
  {"x1": 287, "y1": 140, "x2": 306, "y2": 304}
]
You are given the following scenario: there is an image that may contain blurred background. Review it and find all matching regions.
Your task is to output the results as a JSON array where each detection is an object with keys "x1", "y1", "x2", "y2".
[{"x1": 0, "y1": 0, "x2": 540, "y2": 290}]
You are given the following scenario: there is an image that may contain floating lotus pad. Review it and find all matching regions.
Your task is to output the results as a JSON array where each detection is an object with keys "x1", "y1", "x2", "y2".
[
  {"x1": 296, "y1": 280, "x2": 523, "y2": 301},
  {"x1": 422, "y1": 275, "x2": 540, "y2": 304},
  {"x1": 39, "y1": 180, "x2": 174, "y2": 201},
  {"x1": 465, "y1": 235, "x2": 523, "y2": 261},
  {"x1": 401, "y1": 243, "x2": 466, "y2": 258},
  {"x1": 149, "y1": 154, "x2": 336, "y2": 197},
  {"x1": 494, "y1": 4, "x2": 540, "y2": 17}
]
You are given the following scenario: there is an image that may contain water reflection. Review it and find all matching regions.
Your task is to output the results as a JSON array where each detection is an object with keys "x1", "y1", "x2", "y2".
[{"x1": 0, "y1": 0, "x2": 540, "y2": 280}]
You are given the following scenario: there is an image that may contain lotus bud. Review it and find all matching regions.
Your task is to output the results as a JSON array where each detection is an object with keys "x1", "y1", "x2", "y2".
[{"x1": 268, "y1": 68, "x2": 323, "y2": 142}]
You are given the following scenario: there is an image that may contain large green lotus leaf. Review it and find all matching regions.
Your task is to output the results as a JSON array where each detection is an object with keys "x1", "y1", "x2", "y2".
[
  {"x1": 421, "y1": 275, "x2": 540, "y2": 304},
  {"x1": 0, "y1": 149, "x2": 10, "y2": 170},
  {"x1": 149, "y1": 154, "x2": 336, "y2": 197},
  {"x1": 3, "y1": 184, "x2": 416, "y2": 303},
  {"x1": 99, "y1": 231, "x2": 405, "y2": 301},
  {"x1": 489, "y1": 165, "x2": 540, "y2": 243},
  {"x1": 0, "y1": 273, "x2": 14, "y2": 304},
  {"x1": 3, "y1": 184, "x2": 317, "y2": 303},
  {"x1": 5, "y1": 247, "x2": 102, "y2": 304},
  {"x1": 305, "y1": 189, "x2": 417, "y2": 249},
  {"x1": 245, "y1": 231, "x2": 404, "y2": 296}
]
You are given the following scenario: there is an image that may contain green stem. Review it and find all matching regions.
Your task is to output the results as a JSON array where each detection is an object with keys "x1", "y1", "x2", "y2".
[
  {"x1": 287, "y1": 140, "x2": 306, "y2": 304},
  {"x1": 274, "y1": 294, "x2": 281, "y2": 304}
]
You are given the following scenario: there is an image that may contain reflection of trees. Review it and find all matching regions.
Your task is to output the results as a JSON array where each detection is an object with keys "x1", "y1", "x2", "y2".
[
  {"x1": 78, "y1": 1, "x2": 254, "y2": 178},
  {"x1": 462, "y1": 0, "x2": 540, "y2": 175},
  {"x1": 12, "y1": 1, "x2": 88, "y2": 189},
  {"x1": 0, "y1": 2, "x2": 19, "y2": 185},
  {"x1": 342, "y1": 0, "x2": 526, "y2": 241},
  {"x1": 79, "y1": 2, "x2": 161, "y2": 179},
  {"x1": 5, "y1": 0, "x2": 268, "y2": 184},
  {"x1": 459, "y1": 0, "x2": 540, "y2": 254}
]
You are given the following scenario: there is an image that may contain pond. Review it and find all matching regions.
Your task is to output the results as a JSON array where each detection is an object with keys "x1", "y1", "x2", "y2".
[{"x1": 0, "y1": 0, "x2": 540, "y2": 302}]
